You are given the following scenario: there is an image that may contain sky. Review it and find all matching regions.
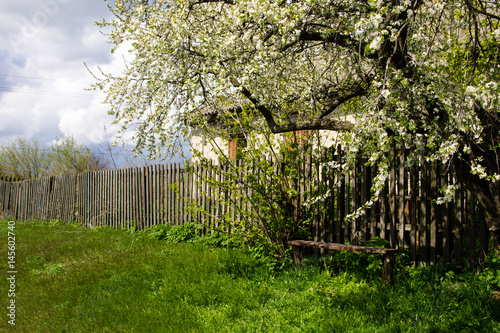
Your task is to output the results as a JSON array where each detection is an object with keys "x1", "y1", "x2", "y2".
[{"x1": 0, "y1": 0, "x2": 163, "y2": 165}]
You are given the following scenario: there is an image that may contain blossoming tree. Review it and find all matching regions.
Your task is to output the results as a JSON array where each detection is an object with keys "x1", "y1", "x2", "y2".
[{"x1": 94, "y1": 0, "x2": 500, "y2": 247}]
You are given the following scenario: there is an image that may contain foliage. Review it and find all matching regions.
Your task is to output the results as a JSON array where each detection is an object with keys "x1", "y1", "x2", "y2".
[
  {"x1": 0, "y1": 136, "x2": 50, "y2": 179},
  {"x1": 0, "y1": 135, "x2": 108, "y2": 180},
  {"x1": 94, "y1": 0, "x2": 500, "y2": 245},
  {"x1": 140, "y1": 222, "x2": 202, "y2": 243},
  {"x1": 483, "y1": 252, "x2": 500, "y2": 290},
  {"x1": 49, "y1": 136, "x2": 108, "y2": 175},
  {"x1": 189, "y1": 126, "x2": 329, "y2": 258}
]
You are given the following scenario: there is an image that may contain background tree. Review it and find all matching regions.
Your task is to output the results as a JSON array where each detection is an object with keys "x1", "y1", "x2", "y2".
[
  {"x1": 0, "y1": 136, "x2": 50, "y2": 180},
  {"x1": 94, "y1": 0, "x2": 500, "y2": 247},
  {"x1": 49, "y1": 136, "x2": 108, "y2": 175},
  {"x1": 94, "y1": 130, "x2": 156, "y2": 169},
  {"x1": 0, "y1": 136, "x2": 109, "y2": 180}
]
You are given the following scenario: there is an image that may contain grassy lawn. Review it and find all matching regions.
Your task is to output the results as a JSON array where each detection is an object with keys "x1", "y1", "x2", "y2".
[{"x1": 1, "y1": 220, "x2": 499, "y2": 332}]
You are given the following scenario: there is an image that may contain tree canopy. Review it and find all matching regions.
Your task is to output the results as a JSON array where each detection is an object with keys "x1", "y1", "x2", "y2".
[
  {"x1": 95, "y1": 0, "x2": 500, "y2": 244},
  {"x1": 49, "y1": 136, "x2": 109, "y2": 175},
  {"x1": 0, "y1": 137, "x2": 50, "y2": 180},
  {"x1": 0, "y1": 136, "x2": 108, "y2": 180}
]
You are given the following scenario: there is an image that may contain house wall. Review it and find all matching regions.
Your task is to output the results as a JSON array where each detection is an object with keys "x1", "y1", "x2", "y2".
[
  {"x1": 191, "y1": 135, "x2": 228, "y2": 163},
  {"x1": 191, "y1": 115, "x2": 355, "y2": 162}
]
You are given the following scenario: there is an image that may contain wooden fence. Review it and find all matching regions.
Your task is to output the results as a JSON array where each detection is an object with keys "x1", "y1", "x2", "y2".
[
  {"x1": 0, "y1": 164, "x2": 194, "y2": 229},
  {"x1": 0, "y1": 145, "x2": 492, "y2": 268}
]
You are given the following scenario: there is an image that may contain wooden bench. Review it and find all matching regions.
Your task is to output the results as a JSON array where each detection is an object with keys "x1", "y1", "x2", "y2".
[{"x1": 288, "y1": 240, "x2": 398, "y2": 284}]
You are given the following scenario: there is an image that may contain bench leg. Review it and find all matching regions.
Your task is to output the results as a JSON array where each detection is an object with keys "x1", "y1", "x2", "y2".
[
  {"x1": 292, "y1": 245, "x2": 304, "y2": 268},
  {"x1": 383, "y1": 253, "x2": 395, "y2": 284}
]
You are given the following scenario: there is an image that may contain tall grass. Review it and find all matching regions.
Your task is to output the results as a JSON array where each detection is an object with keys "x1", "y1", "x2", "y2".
[{"x1": 0, "y1": 220, "x2": 499, "y2": 332}]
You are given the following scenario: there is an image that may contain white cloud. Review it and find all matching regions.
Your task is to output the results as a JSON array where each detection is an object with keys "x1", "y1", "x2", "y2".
[{"x1": 0, "y1": 0, "x2": 122, "y2": 147}]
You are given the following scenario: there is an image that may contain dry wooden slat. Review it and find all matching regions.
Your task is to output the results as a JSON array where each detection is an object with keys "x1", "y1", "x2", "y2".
[
  {"x1": 120, "y1": 168, "x2": 126, "y2": 228},
  {"x1": 78, "y1": 174, "x2": 83, "y2": 223},
  {"x1": 108, "y1": 171, "x2": 114, "y2": 227},
  {"x1": 59, "y1": 176, "x2": 67, "y2": 221},
  {"x1": 117, "y1": 169, "x2": 122, "y2": 227},
  {"x1": 467, "y1": 189, "x2": 476, "y2": 269},
  {"x1": 429, "y1": 161, "x2": 438, "y2": 264},
  {"x1": 168, "y1": 163, "x2": 173, "y2": 224},
  {"x1": 143, "y1": 166, "x2": 148, "y2": 229},
  {"x1": 129, "y1": 167, "x2": 135, "y2": 227},
  {"x1": 419, "y1": 151, "x2": 429, "y2": 265},
  {"x1": 131, "y1": 167, "x2": 138, "y2": 230},
  {"x1": 454, "y1": 179, "x2": 463, "y2": 264},
  {"x1": 153, "y1": 164, "x2": 159, "y2": 225},
  {"x1": 21, "y1": 181, "x2": 28, "y2": 221},
  {"x1": 151, "y1": 164, "x2": 157, "y2": 226},
  {"x1": 179, "y1": 164, "x2": 185, "y2": 225},
  {"x1": 48, "y1": 177, "x2": 56, "y2": 221},
  {"x1": 93, "y1": 170, "x2": 99, "y2": 225},
  {"x1": 17, "y1": 181, "x2": 23, "y2": 220},
  {"x1": 328, "y1": 148, "x2": 337, "y2": 243},
  {"x1": 54, "y1": 176, "x2": 62, "y2": 221},
  {"x1": 122, "y1": 168, "x2": 127, "y2": 227},
  {"x1": 478, "y1": 201, "x2": 489, "y2": 270},
  {"x1": 84, "y1": 172, "x2": 90, "y2": 225},
  {"x1": 389, "y1": 143, "x2": 397, "y2": 248},
  {"x1": 398, "y1": 144, "x2": 406, "y2": 250},
  {"x1": 26, "y1": 179, "x2": 34, "y2": 220},
  {"x1": 117, "y1": 169, "x2": 121, "y2": 227},
  {"x1": 106, "y1": 170, "x2": 112, "y2": 227},
  {"x1": 360, "y1": 158, "x2": 370, "y2": 243},
  {"x1": 99, "y1": 171, "x2": 105, "y2": 226},
  {"x1": 336, "y1": 147, "x2": 346, "y2": 244},
  {"x1": 151, "y1": 164, "x2": 156, "y2": 227},
  {"x1": 75, "y1": 174, "x2": 82, "y2": 223},
  {"x1": 165, "y1": 164, "x2": 170, "y2": 224},
  {"x1": 200, "y1": 164, "x2": 206, "y2": 229},
  {"x1": 442, "y1": 172, "x2": 452, "y2": 264},
  {"x1": 27, "y1": 179, "x2": 34, "y2": 220},
  {"x1": 172, "y1": 163, "x2": 177, "y2": 224},
  {"x1": 10, "y1": 182, "x2": 18, "y2": 220},
  {"x1": 409, "y1": 164, "x2": 418, "y2": 264},
  {"x1": 145, "y1": 165, "x2": 151, "y2": 228},
  {"x1": 160, "y1": 164, "x2": 164, "y2": 225},
  {"x1": 62, "y1": 175, "x2": 69, "y2": 221},
  {"x1": 343, "y1": 165, "x2": 351, "y2": 243}
]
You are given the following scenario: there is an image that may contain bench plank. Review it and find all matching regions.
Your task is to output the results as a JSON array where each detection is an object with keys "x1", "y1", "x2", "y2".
[
  {"x1": 288, "y1": 240, "x2": 397, "y2": 284},
  {"x1": 288, "y1": 240, "x2": 397, "y2": 254}
]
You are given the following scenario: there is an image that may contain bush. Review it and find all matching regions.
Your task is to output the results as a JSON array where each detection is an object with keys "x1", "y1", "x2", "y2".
[
  {"x1": 141, "y1": 222, "x2": 201, "y2": 243},
  {"x1": 481, "y1": 252, "x2": 500, "y2": 290}
]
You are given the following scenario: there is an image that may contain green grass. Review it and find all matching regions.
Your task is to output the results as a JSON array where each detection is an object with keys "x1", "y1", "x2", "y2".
[{"x1": 1, "y1": 220, "x2": 499, "y2": 332}]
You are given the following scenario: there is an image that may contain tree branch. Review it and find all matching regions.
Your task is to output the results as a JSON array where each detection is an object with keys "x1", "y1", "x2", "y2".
[
  {"x1": 464, "y1": 0, "x2": 500, "y2": 21},
  {"x1": 271, "y1": 118, "x2": 353, "y2": 134},
  {"x1": 282, "y1": 29, "x2": 371, "y2": 58},
  {"x1": 313, "y1": 83, "x2": 369, "y2": 119},
  {"x1": 189, "y1": 0, "x2": 234, "y2": 7},
  {"x1": 231, "y1": 78, "x2": 279, "y2": 129},
  {"x1": 231, "y1": 79, "x2": 354, "y2": 134}
]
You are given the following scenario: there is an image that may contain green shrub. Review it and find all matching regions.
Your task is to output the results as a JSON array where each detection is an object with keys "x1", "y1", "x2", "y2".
[
  {"x1": 482, "y1": 252, "x2": 500, "y2": 290},
  {"x1": 141, "y1": 222, "x2": 202, "y2": 243}
]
